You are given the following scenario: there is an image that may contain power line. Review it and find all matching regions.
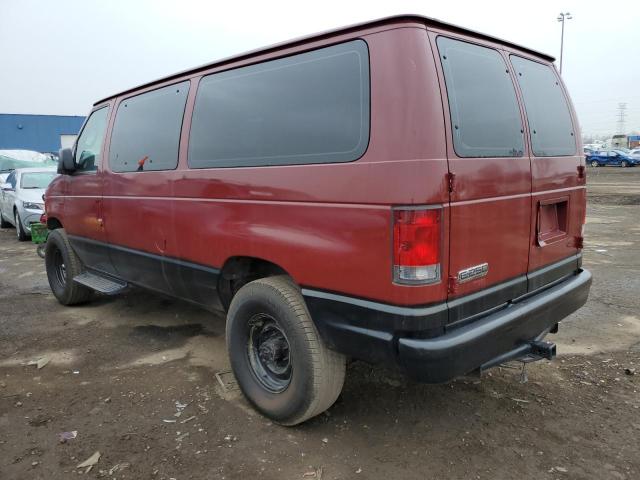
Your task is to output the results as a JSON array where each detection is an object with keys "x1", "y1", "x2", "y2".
[{"x1": 616, "y1": 103, "x2": 627, "y2": 134}]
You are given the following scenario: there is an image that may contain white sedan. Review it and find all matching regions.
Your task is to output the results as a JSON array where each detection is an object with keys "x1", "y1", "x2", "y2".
[{"x1": 0, "y1": 167, "x2": 57, "y2": 241}]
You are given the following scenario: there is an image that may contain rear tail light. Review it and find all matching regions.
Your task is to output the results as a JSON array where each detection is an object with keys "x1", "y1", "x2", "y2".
[{"x1": 393, "y1": 207, "x2": 442, "y2": 284}]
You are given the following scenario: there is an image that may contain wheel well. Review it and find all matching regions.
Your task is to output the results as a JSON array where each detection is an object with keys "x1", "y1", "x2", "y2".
[
  {"x1": 47, "y1": 217, "x2": 63, "y2": 230},
  {"x1": 218, "y1": 257, "x2": 289, "y2": 311}
]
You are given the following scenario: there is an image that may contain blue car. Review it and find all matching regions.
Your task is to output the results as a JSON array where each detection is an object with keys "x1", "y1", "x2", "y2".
[{"x1": 587, "y1": 150, "x2": 639, "y2": 167}]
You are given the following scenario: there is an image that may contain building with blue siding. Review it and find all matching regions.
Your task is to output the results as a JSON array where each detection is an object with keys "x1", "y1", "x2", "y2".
[{"x1": 0, "y1": 114, "x2": 86, "y2": 153}]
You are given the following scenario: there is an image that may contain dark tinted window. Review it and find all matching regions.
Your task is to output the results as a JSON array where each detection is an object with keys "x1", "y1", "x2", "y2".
[
  {"x1": 188, "y1": 40, "x2": 370, "y2": 168},
  {"x1": 110, "y1": 82, "x2": 189, "y2": 172},
  {"x1": 75, "y1": 107, "x2": 109, "y2": 172},
  {"x1": 510, "y1": 56, "x2": 576, "y2": 157},
  {"x1": 437, "y1": 37, "x2": 524, "y2": 158}
]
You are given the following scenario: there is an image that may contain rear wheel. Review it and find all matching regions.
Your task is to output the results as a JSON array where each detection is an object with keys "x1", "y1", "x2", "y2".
[
  {"x1": 590, "y1": 160, "x2": 599, "y2": 167},
  {"x1": 226, "y1": 276, "x2": 346, "y2": 425},
  {"x1": 15, "y1": 211, "x2": 28, "y2": 241},
  {"x1": 45, "y1": 228, "x2": 92, "y2": 305}
]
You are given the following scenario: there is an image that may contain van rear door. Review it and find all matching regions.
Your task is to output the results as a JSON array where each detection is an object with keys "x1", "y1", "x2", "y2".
[
  {"x1": 509, "y1": 55, "x2": 583, "y2": 290},
  {"x1": 430, "y1": 34, "x2": 532, "y2": 322}
]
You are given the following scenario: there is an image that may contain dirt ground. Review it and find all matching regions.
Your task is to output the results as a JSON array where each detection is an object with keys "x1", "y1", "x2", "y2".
[{"x1": 1, "y1": 167, "x2": 639, "y2": 480}]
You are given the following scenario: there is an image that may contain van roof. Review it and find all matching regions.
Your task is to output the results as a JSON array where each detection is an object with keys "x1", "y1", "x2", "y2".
[{"x1": 95, "y1": 14, "x2": 554, "y2": 106}]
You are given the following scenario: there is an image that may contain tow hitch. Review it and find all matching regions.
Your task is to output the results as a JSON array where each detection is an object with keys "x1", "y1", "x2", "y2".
[
  {"x1": 475, "y1": 338, "x2": 557, "y2": 382},
  {"x1": 529, "y1": 340, "x2": 556, "y2": 360}
]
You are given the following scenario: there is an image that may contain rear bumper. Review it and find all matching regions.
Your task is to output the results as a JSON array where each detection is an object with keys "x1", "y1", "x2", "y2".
[
  {"x1": 303, "y1": 266, "x2": 591, "y2": 383},
  {"x1": 397, "y1": 269, "x2": 591, "y2": 382}
]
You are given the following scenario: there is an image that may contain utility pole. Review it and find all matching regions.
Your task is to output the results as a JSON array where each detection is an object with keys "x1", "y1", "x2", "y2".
[
  {"x1": 616, "y1": 103, "x2": 627, "y2": 134},
  {"x1": 557, "y1": 12, "x2": 572, "y2": 75}
]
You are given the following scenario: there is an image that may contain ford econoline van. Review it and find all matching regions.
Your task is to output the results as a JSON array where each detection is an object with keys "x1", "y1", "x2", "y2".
[{"x1": 44, "y1": 15, "x2": 591, "y2": 425}]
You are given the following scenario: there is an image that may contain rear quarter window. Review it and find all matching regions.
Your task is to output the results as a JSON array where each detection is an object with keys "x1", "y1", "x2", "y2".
[
  {"x1": 510, "y1": 56, "x2": 576, "y2": 157},
  {"x1": 437, "y1": 37, "x2": 524, "y2": 158},
  {"x1": 188, "y1": 40, "x2": 370, "y2": 168},
  {"x1": 109, "y1": 82, "x2": 189, "y2": 172}
]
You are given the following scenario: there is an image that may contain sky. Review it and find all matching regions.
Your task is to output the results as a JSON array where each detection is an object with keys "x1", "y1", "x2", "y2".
[{"x1": 1, "y1": 0, "x2": 638, "y2": 137}]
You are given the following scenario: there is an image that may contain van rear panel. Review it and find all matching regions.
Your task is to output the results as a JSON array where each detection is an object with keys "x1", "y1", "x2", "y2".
[
  {"x1": 512, "y1": 54, "x2": 585, "y2": 280},
  {"x1": 429, "y1": 30, "x2": 533, "y2": 311},
  {"x1": 429, "y1": 27, "x2": 584, "y2": 317}
]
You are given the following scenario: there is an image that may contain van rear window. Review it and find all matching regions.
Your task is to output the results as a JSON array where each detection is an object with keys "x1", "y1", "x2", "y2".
[
  {"x1": 510, "y1": 56, "x2": 576, "y2": 157},
  {"x1": 437, "y1": 37, "x2": 524, "y2": 158},
  {"x1": 109, "y1": 82, "x2": 189, "y2": 172},
  {"x1": 188, "y1": 40, "x2": 370, "y2": 168}
]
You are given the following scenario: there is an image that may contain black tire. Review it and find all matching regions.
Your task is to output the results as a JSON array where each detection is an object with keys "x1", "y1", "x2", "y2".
[
  {"x1": 621, "y1": 160, "x2": 628, "y2": 168},
  {"x1": 0, "y1": 211, "x2": 10, "y2": 228},
  {"x1": 45, "y1": 228, "x2": 92, "y2": 305},
  {"x1": 15, "y1": 211, "x2": 28, "y2": 241},
  {"x1": 590, "y1": 160, "x2": 599, "y2": 168},
  {"x1": 226, "y1": 276, "x2": 346, "y2": 426}
]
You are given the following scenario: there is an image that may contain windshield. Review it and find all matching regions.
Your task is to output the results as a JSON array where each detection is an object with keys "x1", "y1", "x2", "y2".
[
  {"x1": 0, "y1": 151, "x2": 57, "y2": 172},
  {"x1": 20, "y1": 172, "x2": 57, "y2": 189}
]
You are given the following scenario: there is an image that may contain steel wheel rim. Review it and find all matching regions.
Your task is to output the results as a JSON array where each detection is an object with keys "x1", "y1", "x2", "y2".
[
  {"x1": 52, "y1": 247, "x2": 66, "y2": 287},
  {"x1": 247, "y1": 313, "x2": 292, "y2": 393}
]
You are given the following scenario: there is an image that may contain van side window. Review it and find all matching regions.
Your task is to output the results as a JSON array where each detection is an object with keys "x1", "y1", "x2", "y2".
[
  {"x1": 510, "y1": 56, "x2": 576, "y2": 157},
  {"x1": 109, "y1": 82, "x2": 189, "y2": 172},
  {"x1": 188, "y1": 40, "x2": 370, "y2": 168},
  {"x1": 74, "y1": 107, "x2": 109, "y2": 172},
  {"x1": 437, "y1": 37, "x2": 524, "y2": 158}
]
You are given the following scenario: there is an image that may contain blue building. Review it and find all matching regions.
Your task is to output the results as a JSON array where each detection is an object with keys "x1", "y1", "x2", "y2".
[{"x1": 0, "y1": 114, "x2": 86, "y2": 153}]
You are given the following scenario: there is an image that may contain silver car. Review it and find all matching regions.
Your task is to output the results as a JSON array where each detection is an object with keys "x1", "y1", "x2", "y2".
[{"x1": 0, "y1": 167, "x2": 57, "y2": 241}]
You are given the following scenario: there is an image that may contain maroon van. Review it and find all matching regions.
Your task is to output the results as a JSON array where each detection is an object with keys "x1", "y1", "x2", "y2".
[{"x1": 44, "y1": 15, "x2": 591, "y2": 425}]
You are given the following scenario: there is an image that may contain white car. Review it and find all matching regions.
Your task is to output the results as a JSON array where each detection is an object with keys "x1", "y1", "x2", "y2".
[
  {"x1": 0, "y1": 150, "x2": 57, "y2": 183},
  {"x1": 0, "y1": 167, "x2": 57, "y2": 241}
]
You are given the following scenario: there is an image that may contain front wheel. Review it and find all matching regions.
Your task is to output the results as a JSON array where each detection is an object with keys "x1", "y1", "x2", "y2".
[
  {"x1": 621, "y1": 160, "x2": 628, "y2": 168},
  {"x1": 45, "y1": 228, "x2": 92, "y2": 305},
  {"x1": 15, "y1": 212, "x2": 28, "y2": 241},
  {"x1": 590, "y1": 160, "x2": 599, "y2": 167},
  {"x1": 226, "y1": 276, "x2": 346, "y2": 425}
]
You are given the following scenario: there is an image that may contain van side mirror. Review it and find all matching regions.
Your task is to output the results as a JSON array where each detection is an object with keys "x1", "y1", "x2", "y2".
[{"x1": 58, "y1": 148, "x2": 76, "y2": 174}]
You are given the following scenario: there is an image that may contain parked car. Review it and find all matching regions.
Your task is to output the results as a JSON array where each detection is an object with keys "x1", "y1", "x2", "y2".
[
  {"x1": 586, "y1": 149, "x2": 639, "y2": 167},
  {"x1": 44, "y1": 15, "x2": 591, "y2": 425},
  {"x1": 0, "y1": 167, "x2": 57, "y2": 240},
  {"x1": 0, "y1": 150, "x2": 57, "y2": 183},
  {"x1": 630, "y1": 148, "x2": 640, "y2": 157}
]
